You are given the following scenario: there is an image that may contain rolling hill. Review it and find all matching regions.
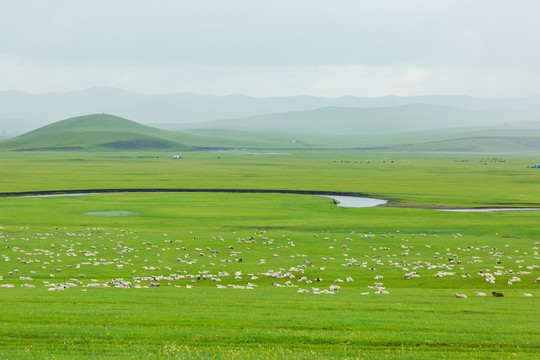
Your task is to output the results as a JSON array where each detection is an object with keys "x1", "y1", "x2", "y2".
[
  {"x1": 0, "y1": 114, "x2": 191, "y2": 151},
  {"x1": 387, "y1": 136, "x2": 540, "y2": 152},
  {"x1": 178, "y1": 104, "x2": 540, "y2": 136},
  {"x1": 172, "y1": 104, "x2": 540, "y2": 152}
]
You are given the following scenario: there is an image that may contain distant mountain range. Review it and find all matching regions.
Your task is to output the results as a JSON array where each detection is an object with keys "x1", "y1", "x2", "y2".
[
  {"x1": 1, "y1": 87, "x2": 540, "y2": 134},
  {"x1": 2, "y1": 111, "x2": 540, "y2": 153},
  {"x1": 2, "y1": 87, "x2": 540, "y2": 152}
]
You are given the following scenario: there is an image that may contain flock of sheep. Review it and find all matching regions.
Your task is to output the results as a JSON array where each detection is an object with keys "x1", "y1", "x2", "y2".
[{"x1": 0, "y1": 225, "x2": 538, "y2": 297}]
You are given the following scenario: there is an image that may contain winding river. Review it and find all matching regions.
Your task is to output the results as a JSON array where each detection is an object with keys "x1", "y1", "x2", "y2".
[
  {"x1": 2, "y1": 188, "x2": 539, "y2": 212},
  {"x1": 9, "y1": 189, "x2": 387, "y2": 208}
]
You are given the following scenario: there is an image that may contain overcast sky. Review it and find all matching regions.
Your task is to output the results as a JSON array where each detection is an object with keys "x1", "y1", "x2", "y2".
[{"x1": 1, "y1": 0, "x2": 539, "y2": 98}]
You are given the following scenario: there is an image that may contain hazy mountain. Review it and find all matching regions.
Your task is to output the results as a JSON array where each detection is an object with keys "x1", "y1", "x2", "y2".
[
  {"x1": 0, "y1": 114, "x2": 191, "y2": 151},
  {"x1": 1, "y1": 87, "x2": 540, "y2": 134},
  {"x1": 178, "y1": 104, "x2": 540, "y2": 136}
]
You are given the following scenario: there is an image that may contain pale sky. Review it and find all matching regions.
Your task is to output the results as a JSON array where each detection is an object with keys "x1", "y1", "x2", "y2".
[{"x1": 1, "y1": 0, "x2": 539, "y2": 98}]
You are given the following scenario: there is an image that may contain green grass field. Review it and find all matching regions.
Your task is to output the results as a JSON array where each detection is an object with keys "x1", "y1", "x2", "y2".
[{"x1": 0, "y1": 150, "x2": 539, "y2": 359}]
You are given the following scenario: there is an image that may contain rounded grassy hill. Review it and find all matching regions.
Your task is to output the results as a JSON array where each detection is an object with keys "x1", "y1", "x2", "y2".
[{"x1": 0, "y1": 114, "x2": 191, "y2": 151}]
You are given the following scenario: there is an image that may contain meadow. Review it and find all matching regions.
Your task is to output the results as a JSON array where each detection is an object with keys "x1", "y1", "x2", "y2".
[{"x1": 0, "y1": 150, "x2": 539, "y2": 359}]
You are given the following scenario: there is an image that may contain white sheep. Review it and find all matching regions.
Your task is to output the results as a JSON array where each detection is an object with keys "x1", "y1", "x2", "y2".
[
  {"x1": 474, "y1": 291, "x2": 486, "y2": 296},
  {"x1": 454, "y1": 293, "x2": 467, "y2": 298}
]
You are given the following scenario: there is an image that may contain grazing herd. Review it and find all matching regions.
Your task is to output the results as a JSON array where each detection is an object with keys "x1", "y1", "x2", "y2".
[{"x1": 0, "y1": 225, "x2": 538, "y2": 298}]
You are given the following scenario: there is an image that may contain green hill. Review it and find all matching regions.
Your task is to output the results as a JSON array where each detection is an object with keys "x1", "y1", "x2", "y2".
[{"x1": 0, "y1": 114, "x2": 191, "y2": 151}]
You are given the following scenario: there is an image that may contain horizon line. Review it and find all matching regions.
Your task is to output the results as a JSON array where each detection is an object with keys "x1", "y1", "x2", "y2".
[{"x1": 1, "y1": 86, "x2": 538, "y2": 100}]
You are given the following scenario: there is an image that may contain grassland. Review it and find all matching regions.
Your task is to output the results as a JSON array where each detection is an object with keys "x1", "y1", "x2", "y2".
[{"x1": 0, "y1": 150, "x2": 539, "y2": 359}]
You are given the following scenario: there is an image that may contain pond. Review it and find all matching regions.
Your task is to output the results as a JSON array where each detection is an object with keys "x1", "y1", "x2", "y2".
[{"x1": 82, "y1": 211, "x2": 138, "y2": 216}]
